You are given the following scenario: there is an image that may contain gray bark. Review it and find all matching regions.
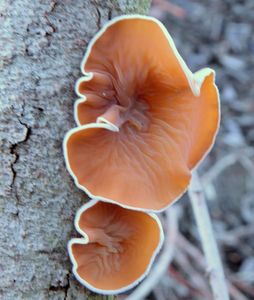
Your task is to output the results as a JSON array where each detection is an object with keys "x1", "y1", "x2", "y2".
[{"x1": 0, "y1": 1, "x2": 150, "y2": 299}]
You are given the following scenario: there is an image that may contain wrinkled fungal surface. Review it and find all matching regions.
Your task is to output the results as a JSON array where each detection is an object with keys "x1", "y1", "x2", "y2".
[
  {"x1": 68, "y1": 200, "x2": 163, "y2": 293},
  {"x1": 64, "y1": 15, "x2": 220, "y2": 211}
]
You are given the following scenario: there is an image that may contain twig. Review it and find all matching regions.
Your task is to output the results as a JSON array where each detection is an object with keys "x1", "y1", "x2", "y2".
[
  {"x1": 202, "y1": 148, "x2": 254, "y2": 186},
  {"x1": 177, "y1": 233, "x2": 248, "y2": 300},
  {"x1": 169, "y1": 265, "x2": 210, "y2": 298},
  {"x1": 177, "y1": 233, "x2": 206, "y2": 269},
  {"x1": 153, "y1": 286, "x2": 166, "y2": 300},
  {"x1": 174, "y1": 248, "x2": 211, "y2": 296},
  {"x1": 188, "y1": 170, "x2": 230, "y2": 300},
  {"x1": 217, "y1": 223, "x2": 254, "y2": 245},
  {"x1": 228, "y1": 283, "x2": 249, "y2": 300},
  {"x1": 125, "y1": 206, "x2": 179, "y2": 300},
  {"x1": 201, "y1": 153, "x2": 239, "y2": 185},
  {"x1": 231, "y1": 279, "x2": 254, "y2": 298}
]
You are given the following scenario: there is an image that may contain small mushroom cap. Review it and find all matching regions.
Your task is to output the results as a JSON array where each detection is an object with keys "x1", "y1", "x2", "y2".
[
  {"x1": 68, "y1": 200, "x2": 164, "y2": 294},
  {"x1": 64, "y1": 15, "x2": 220, "y2": 211}
]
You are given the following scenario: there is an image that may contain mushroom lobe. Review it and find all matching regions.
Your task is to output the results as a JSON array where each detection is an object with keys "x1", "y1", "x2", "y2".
[
  {"x1": 66, "y1": 16, "x2": 219, "y2": 211},
  {"x1": 76, "y1": 17, "x2": 191, "y2": 132},
  {"x1": 69, "y1": 201, "x2": 163, "y2": 292}
]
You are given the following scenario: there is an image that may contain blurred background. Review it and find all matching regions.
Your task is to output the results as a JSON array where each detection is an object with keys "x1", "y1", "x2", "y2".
[{"x1": 143, "y1": 0, "x2": 254, "y2": 299}]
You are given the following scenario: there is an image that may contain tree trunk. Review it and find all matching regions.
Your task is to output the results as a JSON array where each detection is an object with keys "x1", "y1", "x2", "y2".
[{"x1": 0, "y1": 1, "x2": 150, "y2": 299}]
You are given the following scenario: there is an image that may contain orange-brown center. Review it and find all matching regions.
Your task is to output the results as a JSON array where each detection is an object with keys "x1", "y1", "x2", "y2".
[
  {"x1": 96, "y1": 71, "x2": 151, "y2": 131},
  {"x1": 78, "y1": 208, "x2": 134, "y2": 277}
]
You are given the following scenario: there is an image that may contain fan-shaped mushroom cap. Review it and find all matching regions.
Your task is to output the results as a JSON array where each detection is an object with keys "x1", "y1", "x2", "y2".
[
  {"x1": 64, "y1": 15, "x2": 220, "y2": 211},
  {"x1": 68, "y1": 200, "x2": 164, "y2": 294}
]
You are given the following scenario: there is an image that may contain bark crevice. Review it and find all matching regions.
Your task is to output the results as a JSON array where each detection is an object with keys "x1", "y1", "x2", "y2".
[{"x1": 0, "y1": 1, "x2": 150, "y2": 299}]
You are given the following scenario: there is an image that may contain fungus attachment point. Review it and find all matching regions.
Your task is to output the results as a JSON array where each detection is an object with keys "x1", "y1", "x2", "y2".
[
  {"x1": 68, "y1": 200, "x2": 164, "y2": 294},
  {"x1": 65, "y1": 15, "x2": 220, "y2": 211}
]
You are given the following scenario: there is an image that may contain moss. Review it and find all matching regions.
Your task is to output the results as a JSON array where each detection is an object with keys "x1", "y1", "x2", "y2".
[{"x1": 115, "y1": 0, "x2": 151, "y2": 15}]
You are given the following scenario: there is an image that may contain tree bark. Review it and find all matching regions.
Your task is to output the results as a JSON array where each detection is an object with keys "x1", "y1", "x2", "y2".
[{"x1": 0, "y1": 1, "x2": 150, "y2": 299}]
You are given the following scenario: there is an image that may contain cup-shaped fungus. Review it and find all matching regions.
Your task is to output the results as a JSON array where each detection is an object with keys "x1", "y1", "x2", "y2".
[
  {"x1": 64, "y1": 15, "x2": 220, "y2": 211},
  {"x1": 68, "y1": 200, "x2": 164, "y2": 294}
]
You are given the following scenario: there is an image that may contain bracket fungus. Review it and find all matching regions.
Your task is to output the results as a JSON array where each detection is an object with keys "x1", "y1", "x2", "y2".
[
  {"x1": 68, "y1": 200, "x2": 164, "y2": 294},
  {"x1": 63, "y1": 15, "x2": 220, "y2": 212}
]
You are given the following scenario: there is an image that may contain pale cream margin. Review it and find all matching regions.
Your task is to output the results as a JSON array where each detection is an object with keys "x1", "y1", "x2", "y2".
[
  {"x1": 68, "y1": 199, "x2": 165, "y2": 295},
  {"x1": 63, "y1": 15, "x2": 220, "y2": 212},
  {"x1": 74, "y1": 14, "x2": 206, "y2": 126}
]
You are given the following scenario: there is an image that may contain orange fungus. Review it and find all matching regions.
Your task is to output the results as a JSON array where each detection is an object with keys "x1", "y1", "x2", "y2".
[
  {"x1": 64, "y1": 15, "x2": 220, "y2": 211},
  {"x1": 68, "y1": 200, "x2": 164, "y2": 294}
]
